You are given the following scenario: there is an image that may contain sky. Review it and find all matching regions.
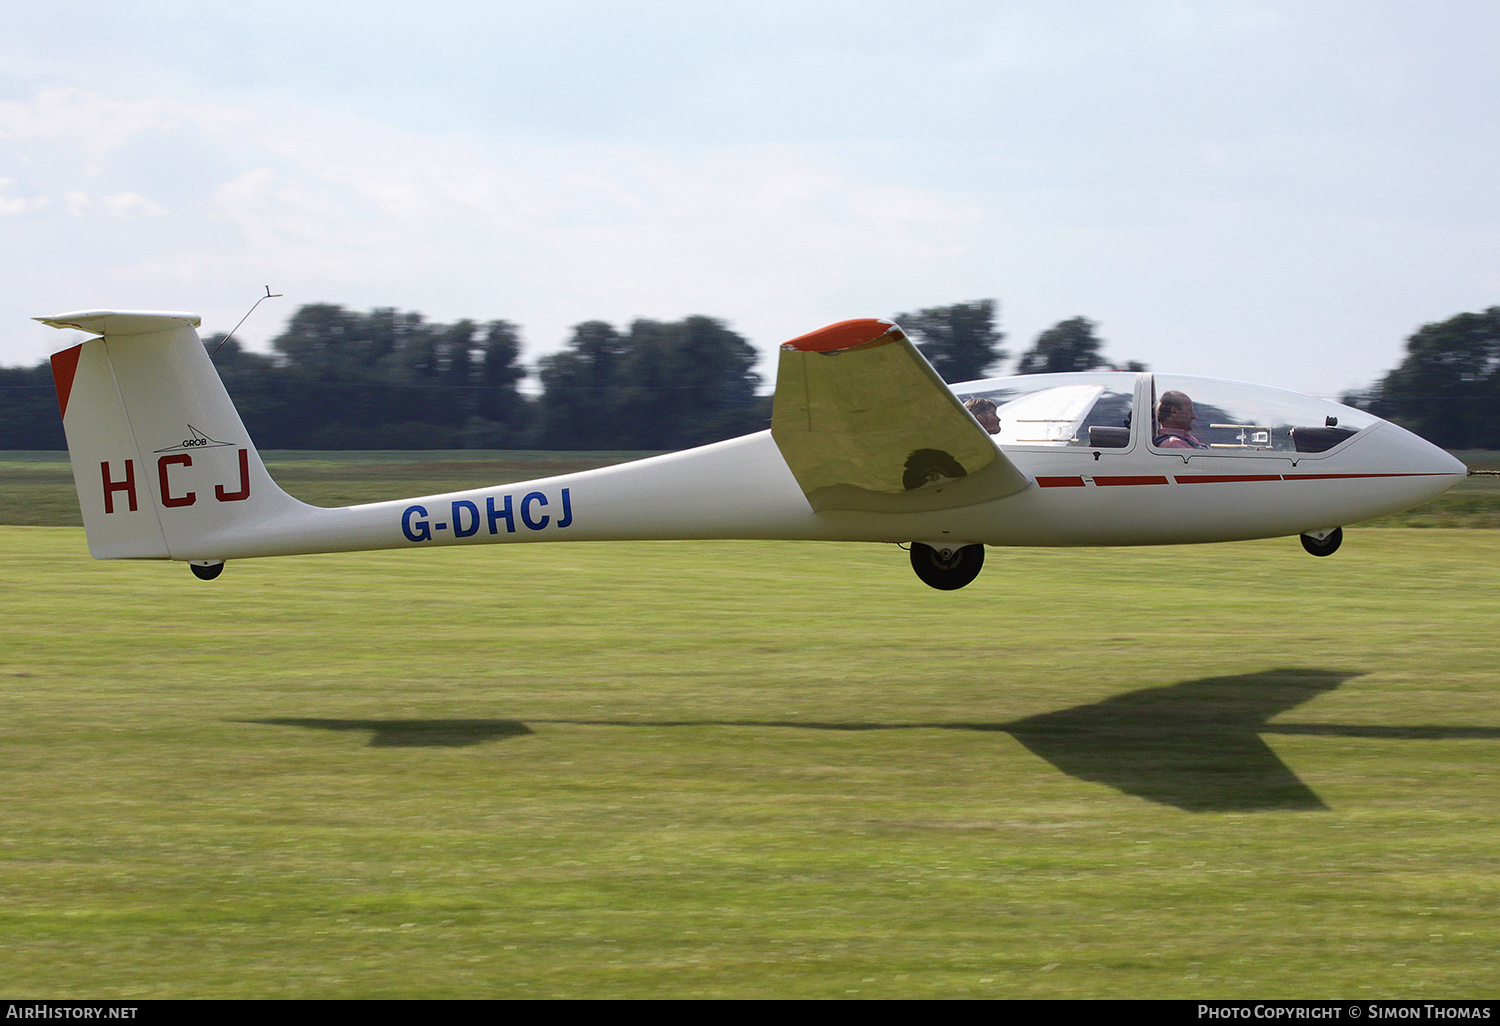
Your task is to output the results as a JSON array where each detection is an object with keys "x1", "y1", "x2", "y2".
[{"x1": 2, "y1": 0, "x2": 1498, "y2": 399}]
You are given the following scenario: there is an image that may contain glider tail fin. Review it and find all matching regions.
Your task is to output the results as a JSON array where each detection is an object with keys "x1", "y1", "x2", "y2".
[{"x1": 39, "y1": 310, "x2": 307, "y2": 561}]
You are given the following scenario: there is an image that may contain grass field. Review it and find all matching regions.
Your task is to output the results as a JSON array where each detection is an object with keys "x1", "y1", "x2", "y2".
[
  {"x1": 2, "y1": 452, "x2": 1498, "y2": 997},
  {"x1": 2, "y1": 514, "x2": 1499, "y2": 996}
]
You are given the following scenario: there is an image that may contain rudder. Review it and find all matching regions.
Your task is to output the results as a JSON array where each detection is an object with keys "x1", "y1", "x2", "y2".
[{"x1": 40, "y1": 310, "x2": 307, "y2": 561}]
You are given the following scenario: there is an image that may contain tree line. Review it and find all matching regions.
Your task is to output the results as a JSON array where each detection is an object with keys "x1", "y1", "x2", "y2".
[
  {"x1": 0, "y1": 300, "x2": 1141, "y2": 450},
  {"x1": 5, "y1": 297, "x2": 1488, "y2": 453},
  {"x1": 14, "y1": 298, "x2": 1497, "y2": 452}
]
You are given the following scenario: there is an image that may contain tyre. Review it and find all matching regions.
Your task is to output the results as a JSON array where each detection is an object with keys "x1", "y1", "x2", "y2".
[
  {"x1": 1299, "y1": 527, "x2": 1342, "y2": 557},
  {"x1": 909, "y1": 542, "x2": 985, "y2": 590}
]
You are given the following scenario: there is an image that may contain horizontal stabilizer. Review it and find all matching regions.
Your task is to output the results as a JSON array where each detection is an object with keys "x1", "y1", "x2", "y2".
[
  {"x1": 36, "y1": 310, "x2": 202, "y2": 336},
  {"x1": 771, "y1": 319, "x2": 1031, "y2": 513}
]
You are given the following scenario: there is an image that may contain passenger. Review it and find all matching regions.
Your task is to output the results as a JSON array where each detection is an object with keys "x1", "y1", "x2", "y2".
[
  {"x1": 964, "y1": 396, "x2": 1001, "y2": 435},
  {"x1": 1154, "y1": 390, "x2": 1208, "y2": 449}
]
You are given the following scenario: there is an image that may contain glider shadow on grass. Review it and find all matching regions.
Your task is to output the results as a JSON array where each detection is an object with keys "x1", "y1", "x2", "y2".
[
  {"x1": 552, "y1": 668, "x2": 1500, "y2": 813},
  {"x1": 245, "y1": 718, "x2": 532, "y2": 747},
  {"x1": 245, "y1": 669, "x2": 1500, "y2": 812},
  {"x1": 992, "y1": 667, "x2": 1355, "y2": 812}
]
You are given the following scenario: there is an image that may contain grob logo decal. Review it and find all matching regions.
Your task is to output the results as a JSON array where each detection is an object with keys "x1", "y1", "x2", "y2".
[{"x1": 153, "y1": 425, "x2": 234, "y2": 453}]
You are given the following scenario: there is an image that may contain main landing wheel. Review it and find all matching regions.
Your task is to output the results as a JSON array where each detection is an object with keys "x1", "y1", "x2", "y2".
[
  {"x1": 909, "y1": 543, "x2": 985, "y2": 590},
  {"x1": 1299, "y1": 527, "x2": 1343, "y2": 557},
  {"x1": 190, "y1": 561, "x2": 225, "y2": 580}
]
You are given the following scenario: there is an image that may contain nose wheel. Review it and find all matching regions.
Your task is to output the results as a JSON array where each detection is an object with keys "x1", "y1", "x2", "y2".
[{"x1": 909, "y1": 543, "x2": 985, "y2": 590}]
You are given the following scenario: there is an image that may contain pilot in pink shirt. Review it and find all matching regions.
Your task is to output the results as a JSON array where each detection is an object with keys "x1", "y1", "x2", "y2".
[{"x1": 1154, "y1": 390, "x2": 1208, "y2": 449}]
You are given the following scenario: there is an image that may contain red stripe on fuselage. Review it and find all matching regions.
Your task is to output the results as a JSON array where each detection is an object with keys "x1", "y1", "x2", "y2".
[
  {"x1": 1028, "y1": 470, "x2": 1454, "y2": 494},
  {"x1": 1281, "y1": 472, "x2": 1452, "y2": 480},
  {"x1": 1175, "y1": 474, "x2": 1283, "y2": 483},
  {"x1": 1093, "y1": 475, "x2": 1170, "y2": 486}
]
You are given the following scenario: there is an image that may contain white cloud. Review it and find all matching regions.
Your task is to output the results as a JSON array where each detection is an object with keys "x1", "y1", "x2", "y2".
[
  {"x1": 99, "y1": 192, "x2": 168, "y2": 217},
  {"x1": 0, "y1": 177, "x2": 47, "y2": 215},
  {"x1": 0, "y1": 87, "x2": 238, "y2": 157}
]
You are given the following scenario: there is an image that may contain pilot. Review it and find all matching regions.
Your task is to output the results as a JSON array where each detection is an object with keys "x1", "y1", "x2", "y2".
[
  {"x1": 1154, "y1": 390, "x2": 1208, "y2": 449},
  {"x1": 964, "y1": 397, "x2": 1001, "y2": 435}
]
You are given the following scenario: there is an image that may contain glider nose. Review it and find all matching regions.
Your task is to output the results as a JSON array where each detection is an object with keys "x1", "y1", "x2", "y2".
[
  {"x1": 1412, "y1": 428, "x2": 1469, "y2": 480},
  {"x1": 1433, "y1": 446, "x2": 1470, "y2": 479},
  {"x1": 1371, "y1": 420, "x2": 1469, "y2": 503}
]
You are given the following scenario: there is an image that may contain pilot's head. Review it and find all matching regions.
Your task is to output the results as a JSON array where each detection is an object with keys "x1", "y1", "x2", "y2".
[
  {"x1": 964, "y1": 397, "x2": 1001, "y2": 435},
  {"x1": 1157, "y1": 390, "x2": 1195, "y2": 430}
]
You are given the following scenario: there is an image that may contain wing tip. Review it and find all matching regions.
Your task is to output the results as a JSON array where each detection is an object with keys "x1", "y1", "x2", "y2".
[{"x1": 781, "y1": 318, "x2": 904, "y2": 354}]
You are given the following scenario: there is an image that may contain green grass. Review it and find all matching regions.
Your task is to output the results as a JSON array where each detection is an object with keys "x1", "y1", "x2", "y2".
[{"x1": 1, "y1": 528, "x2": 1498, "y2": 997}]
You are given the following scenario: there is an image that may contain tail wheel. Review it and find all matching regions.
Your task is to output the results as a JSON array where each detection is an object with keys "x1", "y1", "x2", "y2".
[
  {"x1": 909, "y1": 543, "x2": 985, "y2": 590},
  {"x1": 1299, "y1": 527, "x2": 1342, "y2": 557}
]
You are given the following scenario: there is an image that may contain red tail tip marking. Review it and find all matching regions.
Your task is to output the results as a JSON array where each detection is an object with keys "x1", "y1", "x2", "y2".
[
  {"x1": 781, "y1": 318, "x2": 903, "y2": 354},
  {"x1": 50, "y1": 343, "x2": 84, "y2": 420}
]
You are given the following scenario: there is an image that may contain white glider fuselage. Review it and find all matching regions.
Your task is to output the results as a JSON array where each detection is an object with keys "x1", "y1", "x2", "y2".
[
  {"x1": 233, "y1": 417, "x2": 1460, "y2": 559},
  {"x1": 40, "y1": 311, "x2": 1466, "y2": 580}
]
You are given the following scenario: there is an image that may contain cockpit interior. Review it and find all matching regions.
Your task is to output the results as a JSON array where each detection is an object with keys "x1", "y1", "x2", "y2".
[{"x1": 959, "y1": 372, "x2": 1377, "y2": 456}]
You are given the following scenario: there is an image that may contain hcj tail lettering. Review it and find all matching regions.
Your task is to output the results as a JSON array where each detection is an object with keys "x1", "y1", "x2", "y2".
[
  {"x1": 101, "y1": 460, "x2": 138, "y2": 514},
  {"x1": 215, "y1": 448, "x2": 251, "y2": 502},
  {"x1": 158, "y1": 454, "x2": 195, "y2": 507},
  {"x1": 101, "y1": 451, "x2": 252, "y2": 514},
  {"x1": 402, "y1": 488, "x2": 573, "y2": 543}
]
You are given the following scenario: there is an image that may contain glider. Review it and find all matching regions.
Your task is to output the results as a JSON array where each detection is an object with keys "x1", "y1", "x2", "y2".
[{"x1": 37, "y1": 310, "x2": 1467, "y2": 589}]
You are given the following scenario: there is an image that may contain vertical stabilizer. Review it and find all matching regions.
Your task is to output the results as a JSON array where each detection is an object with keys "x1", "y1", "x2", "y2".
[{"x1": 39, "y1": 310, "x2": 308, "y2": 560}]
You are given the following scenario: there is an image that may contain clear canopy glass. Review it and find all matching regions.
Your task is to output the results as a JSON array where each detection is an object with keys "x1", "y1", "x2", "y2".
[
  {"x1": 959, "y1": 372, "x2": 1136, "y2": 449},
  {"x1": 1150, "y1": 375, "x2": 1377, "y2": 454},
  {"x1": 955, "y1": 372, "x2": 1378, "y2": 455}
]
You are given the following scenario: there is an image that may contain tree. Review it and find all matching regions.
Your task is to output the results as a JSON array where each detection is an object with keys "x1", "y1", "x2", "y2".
[
  {"x1": 892, "y1": 300, "x2": 1006, "y2": 383},
  {"x1": 272, "y1": 304, "x2": 369, "y2": 379},
  {"x1": 477, "y1": 320, "x2": 527, "y2": 419},
  {"x1": 1358, "y1": 307, "x2": 1500, "y2": 449},
  {"x1": 260, "y1": 304, "x2": 531, "y2": 448},
  {"x1": 614, "y1": 316, "x2": 762, "y2": 449},
  {"x1": 531, "y1": 316, "x2": 764, "y2": 450},
  {"x1": 1016, "y1": 317, "x2": 1108, "y2": 374},
  {"x1": 464, "y1": 319, "x2": 531, "y2": 447},
  {"x1": 531, "y1": 321, "x2": 627, "y2": 449},
  {"x1": 266, "y1": 304, "x2": 424, "y2": 446}
]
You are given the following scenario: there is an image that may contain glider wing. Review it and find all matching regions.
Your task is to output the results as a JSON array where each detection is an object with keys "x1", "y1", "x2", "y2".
[{"x1": 771, "y1": 319, "x2": 1031, "y2": 513}]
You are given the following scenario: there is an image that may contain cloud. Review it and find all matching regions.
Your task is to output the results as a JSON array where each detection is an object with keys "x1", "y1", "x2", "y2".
[
  {"x1": 99, "y1": 192, "x2": 168, "y2": 217},
  {"x1": 3, "y1": 81, "x2": 985, "y2": 367},
  {"x1": 0, "y1": 177, "x2": 47, "y2": 215},
  {"x1": 0, "y1": 87, "x2": 239, "y2": 157}
]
